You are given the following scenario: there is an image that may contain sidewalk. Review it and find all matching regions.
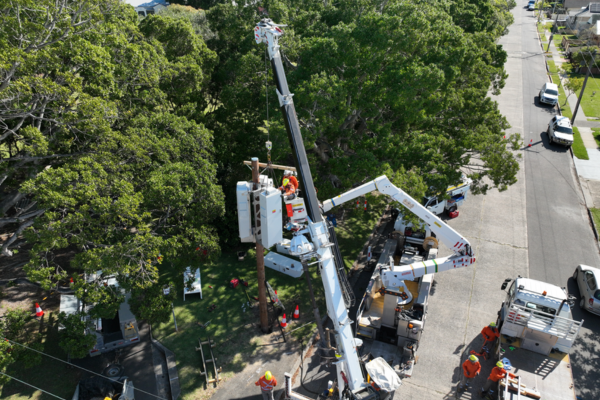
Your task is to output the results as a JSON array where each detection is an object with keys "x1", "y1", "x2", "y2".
[{"x1": 542, "y1": 23, "x2": 600, "y2": 208}]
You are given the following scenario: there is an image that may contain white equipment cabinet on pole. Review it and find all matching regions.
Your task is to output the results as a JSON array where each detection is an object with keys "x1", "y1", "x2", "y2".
[{"x1": 260, "y1": 187, "x2": 283, "y2": 248}]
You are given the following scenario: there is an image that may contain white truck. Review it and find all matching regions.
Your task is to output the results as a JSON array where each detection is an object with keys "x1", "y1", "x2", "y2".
[
  {"x1": 72, "y1": 376, "x2": 134, "y2": 400},
  {"x1": 419, "y1": 175, "x2": 472, "y2": 217},
  {"x1": 60, "y1": 273, "x2": 140, "y2": 357},
  {"x1": 495, "y1": 277, "x2": 582, "y2": 400}
]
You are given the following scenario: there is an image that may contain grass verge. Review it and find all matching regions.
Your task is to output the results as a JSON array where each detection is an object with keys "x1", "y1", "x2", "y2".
[
  {"x1": 569, "y1": 74, "x2": 600, "y2": 119},
  {"x1": 589, "y1": 208, "x2": 600, "y2": 237},
  {"x1": 572, "y1": 127, "x2": 589, "y2": 160},
  {"x1": 591, "y1": 127, "x2": 600, "y2": 148}
]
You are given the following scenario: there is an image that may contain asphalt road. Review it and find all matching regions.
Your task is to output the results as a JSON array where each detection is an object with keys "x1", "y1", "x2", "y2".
[{"x1": 518, "y1": 4, "x2": 600, "y2": 398}]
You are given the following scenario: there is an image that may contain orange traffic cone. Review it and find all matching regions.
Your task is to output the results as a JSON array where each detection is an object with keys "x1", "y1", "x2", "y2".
[
  {"x1": 293, "y1": 305, "x2": 300, "y2": 319},
  {"x1": 35, "y1": 303, "x2": 44, "y2": 318},
  {"x1": 281, "y1": 313, "x2": 287, "y2": 328},
  {"x1": 272, "y1": 290, "x2": 278, "y2": 303},
  {"x1": 528, "y1": 139, "x2": 532, "y2": 147}
]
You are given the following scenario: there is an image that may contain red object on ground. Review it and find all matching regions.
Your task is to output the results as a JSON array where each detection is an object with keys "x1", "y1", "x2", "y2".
[
  {"x1": 293, "y1": 305, "x2": 300, "y2": 319},
  {"x1": 230, "y1": 278, "x2": 239, "y2": 289},
  {"x1": 286, "y1": 203, "x2": 293, "y2": 217},
  {"x1": 449, "y1": 210, "x2": 459, "y2": 219},
  {"x1": 281, "y1": 313, "x2": 287, "y2": 328},
  {"x1": 35, "y1": 303, "x2": 44, "y2": 318}
]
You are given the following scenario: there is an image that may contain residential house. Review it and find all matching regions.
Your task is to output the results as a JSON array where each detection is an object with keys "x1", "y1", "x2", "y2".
[{"x1": 133, "y1": 0, "x2": 169, "y2": 17}]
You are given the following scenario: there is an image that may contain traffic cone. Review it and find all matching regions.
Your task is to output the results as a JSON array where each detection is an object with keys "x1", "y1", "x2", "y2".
[
  {"x1": 272, "y1": 290, "x2": 278, "y2": 303},
  {"x1": 364, "y1": 199, "x2": 367, "y2": 212},
  {"x1": 281, "y1": 313, "x2": 287, "y2": 328},
  {"x1": 35, "y1": 303, "x2": 44, "y2": 318},
  {"x1": 293, "y1": 305, "x2": 300, "y2": 319},
  {"x1": 528, "y1": 139, "x2": 532, "y2": 147}
]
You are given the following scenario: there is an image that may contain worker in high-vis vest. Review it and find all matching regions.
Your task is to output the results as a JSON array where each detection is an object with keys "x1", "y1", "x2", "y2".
[
  {"x1": 458, "y1": 354, "x2": 481, "y2": 392},
  {"x1": 283, "y1": 170, "x2": 298, "y2": 190},
  {"x1": 279, "y1": 178, "x2": 297, "y2": 200},
  {"x1": 255, "y1": 371, "x2": 277, "y2": 400},
  {"x1": 481, "y1": 322, "x2": 500, "y2": 350},
  {"x1": 480, "y1": 360, "x2": 517, "y2": 398}
]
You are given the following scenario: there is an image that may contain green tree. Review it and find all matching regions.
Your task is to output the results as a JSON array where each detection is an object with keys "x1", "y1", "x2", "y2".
[
  {"x1": 203, "y1": 0, "x2": 520, "y2": 245},
  {"x1": 157, "y1": 4, "x2": 216, "y2": 41},
  {"x1": 1, "y1": 1, "x2": 224, "y2": 323},
  {"x1": 56, "y1": 312, "x2": 97, "y2": 359},
  {"x1": 563, "y1": 76, "x2": 583, "y2": 106}
]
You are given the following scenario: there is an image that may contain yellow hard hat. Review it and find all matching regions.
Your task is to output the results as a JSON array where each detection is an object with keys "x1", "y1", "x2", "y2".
[
  {"x1": 496, "y1": 361, "x2": 504, "y2": 368},
  {"x1": 469, "y1": 354, "x2": 479, "y2": 362},
  {"x1": 489, "y1": 322, "x2": 496, "y2": 327},
  {"x1": 265, "y1": 371, "x2": 272, "y2": 380},
  {"x1": 283, "y1": 178, "x2": 290, "y2": 186}
]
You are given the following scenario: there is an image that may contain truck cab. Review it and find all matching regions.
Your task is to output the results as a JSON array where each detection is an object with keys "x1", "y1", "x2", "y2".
[{"x1": 499, "y1": 277, "x2": 581, "y2": 354}]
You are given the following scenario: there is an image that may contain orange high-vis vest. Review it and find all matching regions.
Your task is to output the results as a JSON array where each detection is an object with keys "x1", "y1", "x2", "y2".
[
  {"x1": 462, "y1": 359, "x2": 481, "y2": 379},
  {"x1": 283, "y1": 176, "x2": 298, "y2": 189},
  {"x1": 481, "y1": 326, "x2": 500, "y2": 341},
  {"x1": 488, "y1": 366, "x2": 516, "y2": 382},
  {"x1": 256, "y1": 375, "x2": 277, "y2": 391}
]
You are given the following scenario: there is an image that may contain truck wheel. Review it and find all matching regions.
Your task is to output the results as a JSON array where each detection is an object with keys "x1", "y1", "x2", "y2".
[
  {"x1": 447, "y1": 206, "x2": 457, "y2": 216},
  {"x1": 548, "y1": 131, "x2": 553, "y2": 144},
  {"x1": 103, "y1": 364, "x2": 124, "y2": 378}
]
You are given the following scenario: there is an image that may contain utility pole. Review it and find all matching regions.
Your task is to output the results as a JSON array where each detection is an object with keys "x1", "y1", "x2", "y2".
[
  {"x1": 252, "y1": 157, "x2": 270, "y2": 333},
  {"x1": 546, "y1": 13, "x2": 559, "y2": 52},
  {"x1": 571, "y1": 51, "x2": 595, "y2": 124}
]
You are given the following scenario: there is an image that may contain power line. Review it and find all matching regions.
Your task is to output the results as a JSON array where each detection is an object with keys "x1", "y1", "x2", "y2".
[
  {"x1": 2, "y1": 336, "x2": 167, "y2": 400},
  {"x1": 0, "y1": 372, "x2": 66, "y2": 400}
]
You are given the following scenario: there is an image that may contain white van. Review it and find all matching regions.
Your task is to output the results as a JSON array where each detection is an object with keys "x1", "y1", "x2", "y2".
[{"x1": 539, "y1": 82, "x2": 559, "y2": 105}]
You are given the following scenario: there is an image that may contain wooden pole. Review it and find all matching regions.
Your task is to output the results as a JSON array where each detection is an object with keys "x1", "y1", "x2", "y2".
[{"x1": 252, "y1": 157, "x2": 270, "y2": 333}]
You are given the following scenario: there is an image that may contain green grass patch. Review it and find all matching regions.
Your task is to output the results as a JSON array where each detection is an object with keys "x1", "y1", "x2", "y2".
[
  {"x1": 569, "y1": 74, "x2": 600, "y2": 119},
  {"x1": 547, "y1": 59, "x2": 558, "y2": 74},
  {"x1": 152, "y1": 198, "x2": 386, "y2": 399},
  {"x1": 0, "y1": 310, "x2": 83, "y2": 400},
  {"x1": 589, "y1": 208, "x2": 600, "y2": 234},
  {"x1": 572, "y1": 126, "x2": 589, "y2": 160}
]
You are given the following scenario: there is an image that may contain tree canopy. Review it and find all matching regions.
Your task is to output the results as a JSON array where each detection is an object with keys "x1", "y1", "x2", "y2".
[
  {"x1": 1, "y1": 0, "x2": 224, "y2": 327},
  {"x1": 1, "y1": 0, "x2": 519, "y2": 339}
]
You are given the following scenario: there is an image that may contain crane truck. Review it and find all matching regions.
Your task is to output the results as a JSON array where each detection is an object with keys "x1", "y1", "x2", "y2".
[
  {"x1": 249, "y1": 19, "x2": 477, "y2": 399},
  {"x1": 492, "y1": 277, "x2": 582, "y2": 400}
]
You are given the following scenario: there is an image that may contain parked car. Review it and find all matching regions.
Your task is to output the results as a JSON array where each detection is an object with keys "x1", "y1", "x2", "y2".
[
  {"x1": 573, "y1": 265, "x2": 600, "y2": 315},
  {"x1": 539, "y1": 82, "x2": 559, "y2": 105},
  {"x1": 547, "y1": 115, "x2": 574, "y2": 146},
  {"x1": 527, "y1": 1, "x2": 535, "y2": 10}
]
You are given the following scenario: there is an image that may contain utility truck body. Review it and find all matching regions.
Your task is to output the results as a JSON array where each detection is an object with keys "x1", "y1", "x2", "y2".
[
  {"x1": 356, "y1": 236, "x2": 435, "y2": 378},
  {"x1": 495, "y1": 277, "x2": 581, "y2": 400},
  {"x1": 60, "y1": 273, "x2": 140, "y2": 357}
]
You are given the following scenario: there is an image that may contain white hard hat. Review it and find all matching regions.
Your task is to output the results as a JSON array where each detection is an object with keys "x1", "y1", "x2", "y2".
[{"x1": 284, "y1": 170, "x2": 292, "y2": 176}]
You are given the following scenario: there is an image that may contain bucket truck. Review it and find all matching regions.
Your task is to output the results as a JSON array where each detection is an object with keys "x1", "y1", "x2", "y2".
[{"x1": 249, "y1": 19, "x2": 475, "y2": 399}]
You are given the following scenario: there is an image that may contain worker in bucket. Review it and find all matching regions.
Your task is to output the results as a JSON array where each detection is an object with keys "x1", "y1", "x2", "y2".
[
  {"x1": 480, "y1": 360, "x2": 517, "y2": 399},
  {"x1": 282, "y1": 170, "x2": 298, "y2": 190},
  {"x1": 458, "y1": 354, "x2": 481, "y2": 393},
  {"x1": 255, "y1": 370, "x2": 277, "y2": 400},
  {"x1": 481, "y1": 322, "x2": 500, "y2": 350},
  {"x1": 279, "y1": 177, "x2": 297, "y2": 200}
]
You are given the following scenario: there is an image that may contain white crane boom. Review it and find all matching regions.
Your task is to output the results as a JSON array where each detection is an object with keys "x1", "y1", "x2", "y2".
[{"x1": 323, "y1": 176, "x2": 476, "y2": 283}]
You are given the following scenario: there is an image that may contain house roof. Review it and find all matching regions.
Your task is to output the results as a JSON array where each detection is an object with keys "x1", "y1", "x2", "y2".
[
  {"x1": 564, "y1": 0, "x2": 592, "y2": 9},
  {"x1": 137, "y1": 0, "x2": 169, "y2": 8}
]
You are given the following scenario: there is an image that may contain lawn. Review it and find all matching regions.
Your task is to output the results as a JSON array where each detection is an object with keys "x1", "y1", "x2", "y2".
[
  {"x1": 152, "y1": 197, "x2": 386, "y2": 399},
  {"x1": 0, "y1": 309, "x2": 83, "y2": 400},
  {"x1": 572, "y1": 127, "x2": 589, "y2": 160},
  {"x1": 569, "y1": 74, "x2": 600, "y2": 119}
]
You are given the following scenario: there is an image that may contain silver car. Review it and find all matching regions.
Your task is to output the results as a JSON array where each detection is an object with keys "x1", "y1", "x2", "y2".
[{"x1": 573, "y1": 265, "x2": 600, "y2": 315}]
